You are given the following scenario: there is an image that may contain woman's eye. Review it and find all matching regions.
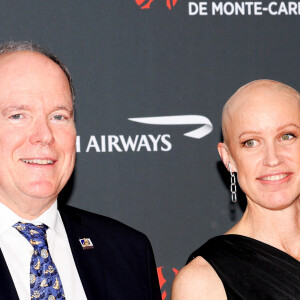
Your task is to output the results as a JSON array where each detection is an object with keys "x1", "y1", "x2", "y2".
[
  {"x1": 244, "y1": 139, "x2": 257, "y2": 147},
  {"x1": 281, "y1": 133, "x2": 294, "y2": 141}
]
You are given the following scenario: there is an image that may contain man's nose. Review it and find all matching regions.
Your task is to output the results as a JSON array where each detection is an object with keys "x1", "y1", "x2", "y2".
[
  {"x1": 263, "y1": 142, "x2": 283, "y2": 167},
  {"x1": 29, "y1": 118, "x2": 54, "y2": 146}
]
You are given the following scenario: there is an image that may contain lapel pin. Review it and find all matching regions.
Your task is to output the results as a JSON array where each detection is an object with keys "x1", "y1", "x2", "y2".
[{"x1": 79, "y1": 238, "x2": 94, "y2": 250}]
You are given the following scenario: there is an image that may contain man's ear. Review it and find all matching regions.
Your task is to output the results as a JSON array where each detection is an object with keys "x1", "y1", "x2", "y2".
[{"x1": 217, "y1": 142, "x2": 237, "y2": 172}]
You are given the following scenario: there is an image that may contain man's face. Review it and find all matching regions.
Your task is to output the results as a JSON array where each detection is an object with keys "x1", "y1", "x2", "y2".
[
  {"x1": 0, "y1": 51, "x2": 76, "y2": 209},
  {"x1": 226, "y1": 85, "x2": 300, "y2": 210}
]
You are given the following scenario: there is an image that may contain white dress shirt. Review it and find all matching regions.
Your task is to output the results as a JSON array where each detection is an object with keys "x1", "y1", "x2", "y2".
[{"x1": 0, "y1": 201, "x2": 87, "y2": 300}]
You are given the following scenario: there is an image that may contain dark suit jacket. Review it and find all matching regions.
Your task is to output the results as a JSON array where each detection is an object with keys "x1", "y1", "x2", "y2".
[{"x1": 0, "y1": 205, "x2": 162, "y2": 300}]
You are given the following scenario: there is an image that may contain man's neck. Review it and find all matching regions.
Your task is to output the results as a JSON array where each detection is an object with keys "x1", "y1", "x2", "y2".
[{"x1": 0, "y1": 197, "x2": 56, "y2": 220}]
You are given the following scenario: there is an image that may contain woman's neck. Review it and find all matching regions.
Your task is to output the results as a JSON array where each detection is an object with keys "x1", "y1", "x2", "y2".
[{"x1": 227, "y1": 199, "x2": 300, "y2": 260}]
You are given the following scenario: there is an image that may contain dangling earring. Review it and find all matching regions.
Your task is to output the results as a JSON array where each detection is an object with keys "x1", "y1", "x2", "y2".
[{"x1": 228, "y1": 163, "x2": 237, "y2": 203}]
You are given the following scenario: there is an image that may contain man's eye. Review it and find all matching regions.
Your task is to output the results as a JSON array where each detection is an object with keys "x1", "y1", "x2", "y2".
[
  {"x1": 281, "y1": 133, "x2": 295, "y2": 141},
  {"x1": 10, "y1": 114, "x2": 23, "y2": 120},
  {"x1": 244, "y1": 139, "x2": 257, "y2": 147},
  {"x1": 53, "y1": 115, "x2": 65, "y2": 121}
]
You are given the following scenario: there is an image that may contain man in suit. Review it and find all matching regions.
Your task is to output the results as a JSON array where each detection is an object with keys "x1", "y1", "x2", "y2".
[{"x1": 0, "y1": 41, "x2": 161, "y2": 300}]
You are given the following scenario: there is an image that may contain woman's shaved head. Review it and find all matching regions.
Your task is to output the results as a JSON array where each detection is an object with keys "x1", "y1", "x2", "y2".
[{"x1": 222, "y1": 80, "x2": 300, "y2": 147}]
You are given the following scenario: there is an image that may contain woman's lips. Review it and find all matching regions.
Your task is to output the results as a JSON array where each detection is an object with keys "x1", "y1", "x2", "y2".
[{"x1": 257, "y1": 172, "x2": 292, "y2": 184}]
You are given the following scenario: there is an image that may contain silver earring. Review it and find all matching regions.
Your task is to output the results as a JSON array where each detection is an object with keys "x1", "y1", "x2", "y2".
[{"x1": 228, "y1": 163, "x2": 237, "y2": 203}]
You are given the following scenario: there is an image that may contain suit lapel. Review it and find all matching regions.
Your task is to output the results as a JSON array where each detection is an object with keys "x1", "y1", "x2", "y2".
[
  {"x1": 59, "y1": 206, "x2": 108, "y2": 299},
  {"x1": 0, "y1": 248, "x2": 19, "y2": 299}
]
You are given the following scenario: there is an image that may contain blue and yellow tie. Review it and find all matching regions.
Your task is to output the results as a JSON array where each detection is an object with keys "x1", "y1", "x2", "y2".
[{"x1": 13, "y1": 222, "x2": 65, "y2": 300}]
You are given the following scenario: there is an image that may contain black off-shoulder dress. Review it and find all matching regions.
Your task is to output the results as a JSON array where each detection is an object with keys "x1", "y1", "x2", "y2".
[{"x1": 187, "y1": 235, "x2": 300, "y2": 299}]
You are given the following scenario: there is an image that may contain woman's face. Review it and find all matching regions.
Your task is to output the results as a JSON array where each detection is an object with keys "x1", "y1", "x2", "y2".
[{"x1": 224, "y1": 86, "x2": 300, "y2": 210}]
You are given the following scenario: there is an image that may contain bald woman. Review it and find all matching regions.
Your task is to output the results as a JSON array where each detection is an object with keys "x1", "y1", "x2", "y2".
[{"x1": 172, "y1": 80, "x2": 300, "y2": 299}]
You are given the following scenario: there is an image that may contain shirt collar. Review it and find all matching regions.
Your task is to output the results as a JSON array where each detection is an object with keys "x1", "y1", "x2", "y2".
[
  {"x1": 0, "y1": 202, "x2": 21, "y2": 235},
  {"x1": 31, "y1": 200, "x2": 57, "y2": 229},
  {"x1": 0, "y1": 200, "x2": 66, "y2": 239}
]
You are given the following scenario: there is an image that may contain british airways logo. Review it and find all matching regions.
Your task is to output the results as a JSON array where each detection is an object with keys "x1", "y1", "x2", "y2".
[{"x1": 76, "y1": 115, "x2": 212, "y2": 153}]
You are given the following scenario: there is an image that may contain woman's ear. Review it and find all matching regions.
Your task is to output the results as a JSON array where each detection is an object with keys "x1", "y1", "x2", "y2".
[{"x1": 217, "y1": 142, "x2": 237, "y2": 172}]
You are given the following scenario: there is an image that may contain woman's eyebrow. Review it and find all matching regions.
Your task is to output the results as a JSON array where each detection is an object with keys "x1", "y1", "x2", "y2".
[
  {"x1": 277, "y1": 123, "x2": 300, "y2": 131},
  {"x1": 239, "y1": 131, "x2": 262, "y2": 139}
]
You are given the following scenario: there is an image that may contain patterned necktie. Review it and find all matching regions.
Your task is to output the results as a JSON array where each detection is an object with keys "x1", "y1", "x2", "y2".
[{"x1": 13, "y1": 222, "x2": 65, "y2": 300}]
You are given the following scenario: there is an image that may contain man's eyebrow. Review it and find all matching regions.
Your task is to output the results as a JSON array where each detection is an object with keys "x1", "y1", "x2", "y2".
[
  {"x1": 55, "y1": 105, "x2": 74, "y2": 116},
  {"x1": 1, "y1": 105, "x2": 30, "y2": 114},
  {"x1": 55, "y1": 106, "x2": 74, "y2": 113}
]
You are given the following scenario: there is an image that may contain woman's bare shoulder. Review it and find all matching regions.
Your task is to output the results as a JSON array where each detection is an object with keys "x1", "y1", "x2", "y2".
[{"x1": 171, "y1": 256, "x2": 226, "y2": 300}]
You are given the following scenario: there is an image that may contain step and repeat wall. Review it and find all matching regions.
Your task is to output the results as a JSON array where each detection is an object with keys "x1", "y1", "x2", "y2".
[{"x1": 2, "y1": 1, "x2": 300, "y2": 298}]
